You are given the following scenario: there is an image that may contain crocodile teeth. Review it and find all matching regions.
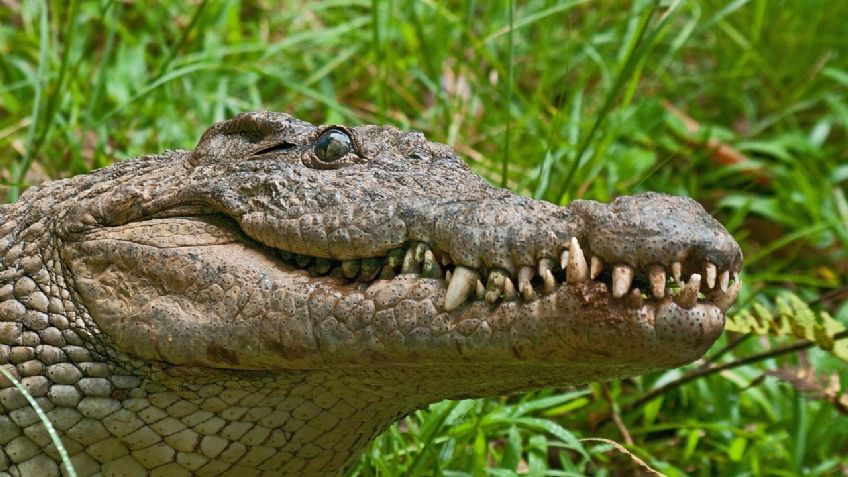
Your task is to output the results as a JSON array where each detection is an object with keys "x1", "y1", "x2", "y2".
[
  {"x1": 560, "y1": 249, "x2": 569, "y2": 270},
  {"x1": 627, "y1": 288, "x2": 644, "y2": 308},
  {"x1": 670, "y1": 262, "x2": 682, "y2": 284},
  {"x1": 675, "y1": 273, "x2": 701, "y2": 309},
  {"x1": 713, "y1": 281, "x2": 741, "y2": 311},
  {"x1": 295, "y1": 254, "x2": 313, "y2": 268},
  {"x1": 445, "y1": 269, "x2": 452, "y2": 284},
  {"x1": 590, "y1": 256, "x2": 604, "y2": 280},
  {"x1": 518, "y1": 265, "x2": 535, "y2": 301},
  {"x1": 539, "y1": 258, "x2": 557, "y2": 278},
  {"x1": 414, "y1": 242, "x2": 428, "y2": 263},
  {"x1": 380, "y1": 263, "x2": 396, "y2": 280},
  {"x1": 611, "y1": 265, "x2": 634, "y2": 298},
  {"x1": 444, "y1": 265, "x2": 478, "y2": 311},
  {"x1": 360, "y1": 257, "x2": 382, "y2": 281},
  {"x1": 542, "y1": 269, "x2": 557, "y2": 294},
  {"x1": 475, "y1": 280, "x2": 486, "y2": 300},
  {"x1": 485, "y1": 269, "x2": 508, "y2": 303},
  {"x1": 422, "y1": 250, "x2": 443, "y2": 279},
  {"x1": 719, "y1": 270, "x2": 730, "y2": 292},
  {"x1": 503, "y1": 277, "x2": 518, "y2": 301},
  {"x1": 402, "y1": 248, "x2": 420, "y2": 274},
  {"x1": 341, "y1": 259, "x2": 360, "y2": 279},
  {"x1": 314, "y1": 258, "x2": 333, "y2": 275},
  {"x1": 386, "y1": 248, "x2": 404, "y2": 269},
  {"x1": 704, "y1": 261, "x2": 717, "y2": 289},
  {"x1": 648, "y1": 265, "x2": 666, "y2": 299},
  {"x1": 566, "y1": 237, "x2": 589, "y2": 283}
]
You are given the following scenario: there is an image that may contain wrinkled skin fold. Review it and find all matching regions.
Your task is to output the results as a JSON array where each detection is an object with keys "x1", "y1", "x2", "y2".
[{"x1": 0, "y1": 111, "x2": 742, "y2": 476}]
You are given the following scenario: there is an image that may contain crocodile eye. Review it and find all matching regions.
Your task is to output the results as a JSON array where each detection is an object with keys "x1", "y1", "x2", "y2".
[{"x1": 314, "y1": 128, "x2": 353, "y2": 163}]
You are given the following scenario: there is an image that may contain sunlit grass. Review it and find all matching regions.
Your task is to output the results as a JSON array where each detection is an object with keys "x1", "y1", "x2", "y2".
[{"x1": 1, "y1": 0, "x2": 846, "y2": 474}]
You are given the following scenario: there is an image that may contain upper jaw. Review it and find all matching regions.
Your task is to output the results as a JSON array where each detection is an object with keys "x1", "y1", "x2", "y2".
[{"x1": 257, "y1": 189, "x2": 743, "y2": 314}]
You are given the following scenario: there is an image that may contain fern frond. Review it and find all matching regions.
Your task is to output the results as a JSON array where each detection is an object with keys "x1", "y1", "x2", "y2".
[{"x1": 726, "y1": 292, "x2": 848, "y2": 363}]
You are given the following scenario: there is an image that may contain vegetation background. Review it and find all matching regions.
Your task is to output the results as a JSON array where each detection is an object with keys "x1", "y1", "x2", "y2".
[{"x1": 1, "y1": 0, "x2": 847, "y2": 475}]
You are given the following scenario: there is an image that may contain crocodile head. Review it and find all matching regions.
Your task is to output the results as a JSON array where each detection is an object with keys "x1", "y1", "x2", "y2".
[
  {"x1": 60, "y1": 111, "x2": 742, "y2": 390},
  {"x1": 0, "y1": 111, "x2": 742, "y2": 474}
]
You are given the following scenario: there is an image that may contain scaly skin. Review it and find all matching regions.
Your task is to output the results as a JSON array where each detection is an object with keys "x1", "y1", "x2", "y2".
[{"x1": 0, "y1": 111, "x2": 742, "y2": 476}]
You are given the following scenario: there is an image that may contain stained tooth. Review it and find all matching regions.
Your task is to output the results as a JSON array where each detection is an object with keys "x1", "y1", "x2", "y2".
[
  {"x1": 485, "y1": 269, "x2": 508, "y2": 303},
  {"x1": 670, "y1": 262, "x2": 682, "y2": 284},
  {"x1": 542, "y1": 269, "x2": 557, "y2": 294},
  {"x1": 441, "y1": 255, "x2": 453, "y2": 267},
  {"x1": 402, "y1": 248, "x2": 420, "y2": 274},
  {"x1": 475, "y1": 280, "x2": 486, "y2": 300},
  {"x1": 295, "y1": 254, "x2": 313, "y2": 268},
  {"x1": 518, "y1": 266, "x2": 535, "y2": 301},
  {"x1": 611, "y1": 265, "x2": 634, "y2": 298},
  {"x1": 414, "y1": 242, "x2": 428, "y2": 263},
  {"x1": 445, "y1": 269, "x2": 452, "y2": 284},
  {"x1": 539, "y1": 258, "x2": 557, "y2": 277},
  {"x1": 719, "y1": 270, "x2": 730, "y2": 292},
  {"x1": 444, "y1": 265, "x2": 479, "y2": 311},
  {"x1": 314, "y1": 258, "x2": 333, "y2": 275},
  {"x1": 566, "y1": 237, "x2": 589, "y2": 283},
  {"x1": 341, "y1": 259, "x2": 360, "y2": 279},
  {"x1": 503, "y1": 278, "x2": 518, "y2": 301},
  {"x1": 360, "y1": 257, "x2": 383, "y2": 281},
  {"x1": 422, "y1": 250, "x2": 443, "y2": 279},
  {"x1": 379, "y1": 263, "x2": 396, "y2": 280},
  {"x1": 590, "y1": 256, "x2": 604, "y2": 280},
  {"x1": 704, "y1": 261, "x2": 717, "y2": 289},
  {"x1": 675, "y1": 273, "x2": 701, "y2": 309},
  {"x1": 386, "y1": 248, "x2": 405, "y2": 269},
  {"x1": 627, "y1": 288, "x2": 644, "y2": 308},
  {"x1": 648, "y1": 265, "x2": 666, "y2": 299},
  {"x1": 712, "y1": 281, "x2": 741, "y2": 311}
]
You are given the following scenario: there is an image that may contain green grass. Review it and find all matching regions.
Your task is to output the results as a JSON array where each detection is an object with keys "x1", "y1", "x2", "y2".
[{"x1": 2, "y1": 0, "x2": 847, "y2": 475}]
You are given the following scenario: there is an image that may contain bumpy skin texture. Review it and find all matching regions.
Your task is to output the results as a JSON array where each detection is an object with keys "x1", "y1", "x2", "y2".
[{"x1": 0, "y1": 112, "x2": 743, "y2": 476}]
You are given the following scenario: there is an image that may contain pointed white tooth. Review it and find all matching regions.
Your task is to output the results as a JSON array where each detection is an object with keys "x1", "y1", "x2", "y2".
[
  {"x1": 732, "y1": 271, "x2": 740, "y2": 283},
  {"x1": 719, "y1": 270, "x2": 730, "y2": 292},
  {"x1": 675, "y1": 273, "x2": 701, "y2": 309},
  {"x1": 670, "y1": 262, "x2": 682, "y2": 284},
  {"x1": 713, "y1": 281, "x2": 741, "y2": 311},
  {"x1": 542, "y1": 269, "x2": 556, "y2": 294},
  {"x1": 590, "y1": 256, "x2": 604, "y2": 280},
  {"x1": 704, "y1": 261, "x2": 717, "y2": 289},
  {"x1": 648, "y1": 265, "x2": 666, "y2": 299},
  {"x1": 475, "y1": 280, "x2": 485, "y2": 300},
  {"x1": 503, "y1": 278, "x2": 517, "y2": 301},
  {"x1": 611, "y1": 265, "x2": 634, "y2": 298},
  {"x1": 445, "y1": 269, "x2": 452, "y2": 284},
  {"x1": 566, "y1": 237, "x2": 589, "y2": 283},
  {"x1": 444, "y1": 265, "x2": 479, "y2": 311},
  {"x1": 560, "y1": 249, "x2": 569, "y2": 270},
  {"x1": 518, "y1": 266, "x2": 535, "y2": 301}
]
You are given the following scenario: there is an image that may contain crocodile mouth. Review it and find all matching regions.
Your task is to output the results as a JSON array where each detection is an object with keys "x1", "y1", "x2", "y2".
[
  {"x1": 90, "y1": 209, "x2": 742, "y2": 314},
  {"x1": 272, "y1": 234, "x2": 741, "y2": 314}
]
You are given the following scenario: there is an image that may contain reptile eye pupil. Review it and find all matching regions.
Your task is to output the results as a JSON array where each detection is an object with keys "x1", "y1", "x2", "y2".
[{"x1": 314, "y1": 129, "x2": 352, "y2": 162}]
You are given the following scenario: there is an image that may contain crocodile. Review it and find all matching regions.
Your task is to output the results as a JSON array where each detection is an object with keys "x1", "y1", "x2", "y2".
[{"x1": 0, "y1": 111, "x2": 743, "y2": 476}]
